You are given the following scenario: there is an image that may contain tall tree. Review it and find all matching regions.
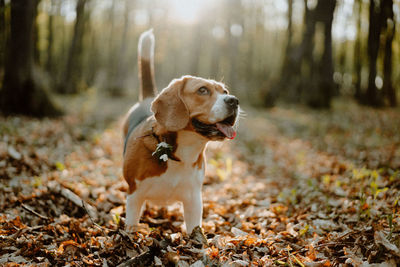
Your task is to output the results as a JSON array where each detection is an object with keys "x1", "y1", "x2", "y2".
[
  {"x1": 33, "y1": 0, "x2": 41, "y2": 66},
  {"x1": 0, "y1": 0, "x2": 60, "y2": 116},
  {"x1": 58, "y1": 0, "x2": 87, "y2": 94},
  {"x1": 307, "y1": 0, "x2": 337, "y2": 108},
  {"x1": 285, "y1": 0, "x2": 293, "y2": 60},
  {"x1": 46, "y1": 0, "x2": 54, "y2": 75},
  {"x1": 279, "y1": 0, "x2": 294, "y2": 85},
  {"x1": 0, "y1": 0, "x2": 6, "y2": 76},
  {"x1": 353, "y1": 0, "x2": 363, "y2": 101},
  {"x1": 365, "y1": 0, "x2": 396, "y2": 106},
  {"x1": 366, "y1": 0, "x2": 383, "y2": 106},
  {"x1": 265, "y1": 0, "x2": 294, "y2": 106},
  {"x1": 105, "y1": 0, "x2": 117, "y2": 94},
  {"x1": 298, "y1": 0, "x2": 317, "y2": 101},
  {"x1": 86, "y1": 27, "x2": 99, "y2": 86},
  {"x1": 275, "y1": 0, "x2": 337, "y2": 108},
  {"x1": 381, "y1": 0, "x2": 396, "y2": 106},
  {"x1": 54, "y1": 0, "x2": 66, "y2": 84}
]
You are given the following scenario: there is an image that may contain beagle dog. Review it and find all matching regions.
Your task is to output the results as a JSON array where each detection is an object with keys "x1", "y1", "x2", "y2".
[{"x1": 122, "y1": 29, "x2": 239, "y2": 234}]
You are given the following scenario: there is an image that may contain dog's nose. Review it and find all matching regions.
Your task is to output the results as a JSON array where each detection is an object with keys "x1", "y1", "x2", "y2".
[{"x1": 224, "y1": 95, "x2": 239, "y2": 109}]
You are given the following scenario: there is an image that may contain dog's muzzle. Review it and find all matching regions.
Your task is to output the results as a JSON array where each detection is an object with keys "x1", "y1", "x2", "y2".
[{"x1": 192, "y1": 96, "x2": 239, "y2": 140}]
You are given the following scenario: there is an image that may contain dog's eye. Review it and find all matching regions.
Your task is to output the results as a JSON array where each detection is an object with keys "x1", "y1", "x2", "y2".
[
  {"x1": 197, "y1": 87, "x2": 210, "y2": 95},
  {"x1": 223, "y1": 90, "x2": 228, "y2": 95}
]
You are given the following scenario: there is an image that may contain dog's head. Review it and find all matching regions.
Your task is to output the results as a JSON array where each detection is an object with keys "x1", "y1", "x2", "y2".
[{"x1": 151, "y1": 75, "x2": 239, "y2": 140}]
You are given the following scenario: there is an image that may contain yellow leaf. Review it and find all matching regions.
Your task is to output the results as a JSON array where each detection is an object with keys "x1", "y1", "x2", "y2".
[
  {"x1": 216, "y1": 168, "x2": 227, "y2": 181},
  {"x1": 113, "y1": 213, "x2": 120, "y2": 225},
  {"x1": 32, "y1": 176, "x2": 42, "y2": 188},
  {"x1": 55, "y1": 161, "x2": 65, "y2": 171},
  {"x1": 111, "y1": 206, "x2": 123, "y2": 225},
  {"x1": 299, "y1": 224, "x2": 309, "y2": 236},
  {"x1": 322, "y1": 175, "x2": 330, "y2": 185},
  {"x1": 352, "y1": 167, "x2": 370, "y2": 180},
  {"x1": 371, "y1": 170, "x2": 379, "y2": 180},
  {"x1": 292, "y1": 255, "x2": 305, "y2": 267},
  {"x1": 394, "y1": 197, "x2": 399, "y2": 207}
]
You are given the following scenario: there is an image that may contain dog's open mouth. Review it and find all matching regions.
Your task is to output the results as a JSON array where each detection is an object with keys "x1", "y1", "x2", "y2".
[{"x1": 192, "y1": 114, "x2": 237, "y2": 140}]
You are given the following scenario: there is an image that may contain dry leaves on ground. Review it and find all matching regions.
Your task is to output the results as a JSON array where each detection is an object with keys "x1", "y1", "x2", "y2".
[{"x1": 1, "y1": 94, "x2": 399, "y2": 266}]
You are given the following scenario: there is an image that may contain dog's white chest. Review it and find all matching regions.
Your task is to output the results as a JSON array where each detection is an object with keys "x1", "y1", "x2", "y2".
[
  {"x1": 136, "y1": 160, "x2": 204, "y2": 205},
  {"x1": 127, "y1": 130, "x2": 207, "y2": 209}
]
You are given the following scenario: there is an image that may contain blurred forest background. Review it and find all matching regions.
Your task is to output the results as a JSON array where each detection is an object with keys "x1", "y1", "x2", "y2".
[{"x1": 0, "y1": 0, "x2": 399, "y2": 116}]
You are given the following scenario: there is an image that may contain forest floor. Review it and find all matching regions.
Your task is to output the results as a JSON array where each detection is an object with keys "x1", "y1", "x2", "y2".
[{"x1": 1, "y1": 90, "x2": 400, "y2": 266}]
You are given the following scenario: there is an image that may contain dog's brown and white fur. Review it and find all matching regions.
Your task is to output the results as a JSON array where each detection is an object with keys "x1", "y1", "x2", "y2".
[{"x1": 122, "y1": 30, "x2": 239, "y2": 234}]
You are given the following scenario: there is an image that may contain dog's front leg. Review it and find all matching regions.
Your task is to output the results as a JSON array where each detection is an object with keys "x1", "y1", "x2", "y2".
[
  {"x1": 182, "y1": 189, "x2": 203, "y2": 234},
  {"x1": 125, "y1": 192, "x2": 144, "y2": 231}
]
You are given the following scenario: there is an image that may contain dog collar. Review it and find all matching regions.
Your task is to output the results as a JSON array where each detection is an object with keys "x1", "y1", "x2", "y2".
[
  {"x1": 124, "y1": 126, "x2": 180, "y2": 163},
  {"x1": 151, "y1": 128, "x2": 181, "y2": 163}
]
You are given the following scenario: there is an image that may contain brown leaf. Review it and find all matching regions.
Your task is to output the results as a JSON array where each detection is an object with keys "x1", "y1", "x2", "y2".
[
  {"x1": 190, "y1": 226, "x2": 208, "y2": 247},
  {"x1": 58, "y1": 240, "x2": 80, "y2": 253}
]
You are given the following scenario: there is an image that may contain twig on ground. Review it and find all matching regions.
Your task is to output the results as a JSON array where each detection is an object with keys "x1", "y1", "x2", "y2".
[
  {"x1": 81, "y1": 200, "x2": 106, "y2": 236},
  {"x1": 21, "y1": 203, "x2": 50, "y2": 221},
  {"x1": 48, "y1": 181, "x2": 98, "y2": 220}
]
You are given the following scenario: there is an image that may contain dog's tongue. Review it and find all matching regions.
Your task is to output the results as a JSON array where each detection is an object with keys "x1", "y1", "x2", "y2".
[{"x1": 216, "y1": 122, "x2": 236, "y2": 139}]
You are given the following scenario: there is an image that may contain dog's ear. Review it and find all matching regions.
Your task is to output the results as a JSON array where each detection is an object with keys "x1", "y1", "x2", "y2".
[{"x1": 151, "y1": 77, "x2": 189, "y2": 131}]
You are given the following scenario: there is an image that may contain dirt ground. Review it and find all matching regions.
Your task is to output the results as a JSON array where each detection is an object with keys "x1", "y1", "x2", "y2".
[{"x1": 1, "y1": 91, "x2": 399, "y2": 266}]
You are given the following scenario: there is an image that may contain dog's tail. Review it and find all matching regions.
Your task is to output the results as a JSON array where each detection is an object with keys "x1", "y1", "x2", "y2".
[{"x1": 138, "y1": 29, "x2": 157, "y2": 101}]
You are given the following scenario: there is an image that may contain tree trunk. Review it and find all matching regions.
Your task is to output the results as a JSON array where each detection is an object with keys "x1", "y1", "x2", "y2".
[
  {"x1": 353, "y1": 0, "x2": 362, "y2": 101},
  {"x1": 46, "y1": 0, "x2": 54, "y2": 75},
  {"x1": 316, "y1": 0, "x2": 336, "y2": 108},
  {"x1": 280, "y1": 0, "x2": 293, "y2": 78},
  {"x1": 0, "y1": 0, "x2": 61, "y2": 117},
  {"x1": 366, "y1": 0, "x2": 383, "y2": 106},
  {"x1": 381, "y1": 0, "x2": 396, "y2": 106},
  {"x1": 59, "y1": 0, "x2": 86, "y2": 94},
  {"x1": 265, "y1": 0, "x2": 293, "y2": 106},
  {"x1": 33, "y1": 0, "x2": 41, "y2": 66},
  {"x1": 0, "y1": 0, "x2": 6, "y2": 75},
  {"x1": 86, "y1": 29, "x2": 98, "y2": 86},
  {"x1": 299, "y1": 0, "x2": 318, "y2": 104},
  {"x1": 299, "y1": 0, "x2": 336, "y2": 108},
  {"x1": 57, "y1": 0, "x2": 67, "y2": 85},
  {"x1": 106, "y1": 0, "x2": 116, "y2": 93},
  {"x1": 285, "y1": 0, "x2": 293, "y2": 57}
]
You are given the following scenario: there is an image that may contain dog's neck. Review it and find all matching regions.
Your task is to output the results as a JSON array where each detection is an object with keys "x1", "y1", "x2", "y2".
[
  {"x1": 152, "y1": 122, "x2": 208, "y2": 164},
  {"x1": 175, "y1": 130, "x2": 208, "y2": 164}
]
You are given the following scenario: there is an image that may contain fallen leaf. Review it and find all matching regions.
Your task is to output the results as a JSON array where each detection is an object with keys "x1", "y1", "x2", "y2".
[{"x1": 374, "y1": 231, "x2": 400, "y2": 256}]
